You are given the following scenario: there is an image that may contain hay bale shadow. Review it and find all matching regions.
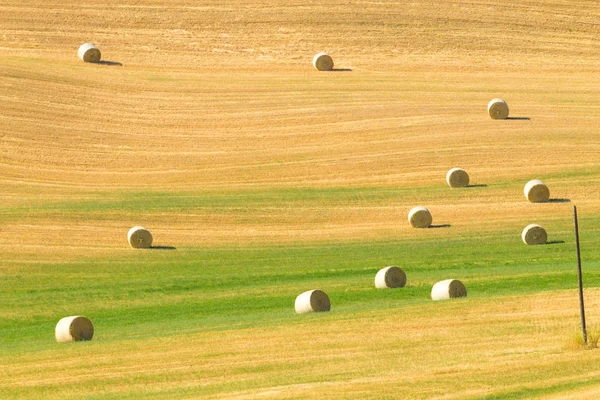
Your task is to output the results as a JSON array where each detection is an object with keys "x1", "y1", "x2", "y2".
[
  {"x1": 548, "y1": 198, "x2": 571, "y2": 203},
  {"x1": 547, "y1": 240, "x2": 565, "y2": 245},
  {"x1": 506, "y1": 117, "x2": 530, "y2": 121},
  {"x1": 94, "y1": 60, "x2": 122, "y2": 66},
  {"x1": 467, "y1": 184, "x2": 487, "y2": 188},
  {"x1": 149, "y1": 246, "x2": 176, "y2": 250},
  {"x1": 428, "y1": 224, "x2": 451, "y2": 229},
  {"x1": 331, "y1": 68, "x2": 352, "y2": 72}
]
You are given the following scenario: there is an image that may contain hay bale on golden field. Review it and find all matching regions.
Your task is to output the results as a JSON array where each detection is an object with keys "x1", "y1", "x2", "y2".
[
  {"x1": 313, "y1": 52, "x2": 334, "y2": 71},
  {"x1": 78, "y1": 43, "x2": 101, "y2": 63},
  {"x1": 431, "y1": 279, "x2": 467, "y2": 301},
  {"x1": 488, "y1": 98, "x2": 509, "y2": 120},
  {"x1": 446, "y1": 168, "x2": 470, "y2": 188},
  {"x1": 375, "y1": 266, "x2": 407, "y2": 289},
  {"x1": 55, "y1": 316, "x2": 94, "y2": 343},
  {"x1": 295, "y1": 289, "x2": 331, "y2": 314},
  {"x1": 128, "y1": 226, "x2": 153, "y2": 248},
  {"x1": 522, "y1": 223, "x2": 547, "y2": 245},
  {"x1": 408, "y1": 206, "x2": 432, "y2": 228},
  {"x1": 524, "y1": 180, "x2": 550, "y2": 203}
]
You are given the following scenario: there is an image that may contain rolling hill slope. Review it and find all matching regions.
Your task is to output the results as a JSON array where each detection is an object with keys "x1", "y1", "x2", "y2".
[{"x1": 2, "y1": 1, "x2": 600, "y2": 398}]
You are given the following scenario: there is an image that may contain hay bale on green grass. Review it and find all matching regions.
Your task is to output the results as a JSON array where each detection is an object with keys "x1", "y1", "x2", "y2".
[
  {"x1": 128, "y1": 226, "x2": 153, "y2": 248},
  {"x1": 375, "y1": 266, "x2": 407, "y2": 289},
  {"x1": 408, "y1": 206, "x2": 432, "y2": 228},
  {"x1": 55, "y1": 316, "x2": 94, "y2": 343},
  {"x1": 431, "y1": 279, "x2": 467, "y2": 301},
  {"x1": 446, "y1": 168, "x2": 470, "y2": 188},
  {"x1": 295, "y1": 290, "x2": 330, "y2": 314},
  {"x1": 488, "y1": 98, "x2": 509, "y2": 120},
  {"x1": 522, "y1": 223, "x2": 547, "y2": 245},
  {"x1": 524, "y1": 180, "x2": 550, "y2": 203},
  {"x1": 78, "y1": 43, "x2": 101, "y2": 63},
  {"x1": 313, "y1": 52, "x2": 334, "y2": 71}
]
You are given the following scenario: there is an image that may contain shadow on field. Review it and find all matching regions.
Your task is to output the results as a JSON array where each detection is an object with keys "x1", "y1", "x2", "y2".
[
  {"x1": 467, "y1": 184, "x2": 488, "y2": 188},
  {"x1": 94, "y1": 60, "x2": 123, "y2": 66},
  {"x1": 331, "y1": 68, "x2": 352, "y2": 72},
  {"x1": 429, "y1": 224, "x2": 451, "y2": 229},
  {"x1": 547, "y1": 240, "x2": 565, "y2": 245},
  {"x1": 149, "y1": 246, "x2": 177, "y2": 250},
  {"x1": 507, "y1": 117, "x2": 530, "y2": 121},
  {"x1": 548, "y1": 198, "x2": 571, "y2": 203}
]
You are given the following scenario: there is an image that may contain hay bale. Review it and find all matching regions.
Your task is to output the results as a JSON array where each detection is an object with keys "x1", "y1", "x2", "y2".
[
  {"x1": 446, "y1": 168, "x2": 470, "y2": 188},
  {"x1": 295, "y1": 289, "x2": 330, "y2": 314},
  {"x1": 78, "y1": 43, "x2": 101, "y2": 63},
  {"x1": 312, "y1": 52, "x2": 334, "y2": 71},
  {"x1": 524, "y1": 180, "x2": 550, "y2": 203},
  {"x1": 408, "y1": 206, "x2": 432, "y2": 228},
  {"x1": 127, "y1": 226, "x2": 153, "y2": 248},
  {"x1": 431, "y1": 279, "x2": 467, "y2": 301},
  {"x1": 522, "y1": 223, "x2": 547, "y2": 245},
  {"x1": 488, "y1": 98, "x2": 509, "y2": 120},
  {"x1": 375, "y1": 266, "x2": 407, "y2": 289},
  {"x1": 55, "y1": 316, "x2": 94, "y2": 343}
]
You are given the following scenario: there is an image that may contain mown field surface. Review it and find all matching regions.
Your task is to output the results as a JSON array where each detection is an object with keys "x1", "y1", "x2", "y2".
[{"x1": 2, "y1": 1, "x2": 600, "y2": 398}]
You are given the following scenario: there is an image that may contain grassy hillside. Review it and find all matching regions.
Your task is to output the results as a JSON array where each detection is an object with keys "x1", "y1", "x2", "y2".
[{"x1": 2, "y1": 0, "x2": 600, "y2": 398}]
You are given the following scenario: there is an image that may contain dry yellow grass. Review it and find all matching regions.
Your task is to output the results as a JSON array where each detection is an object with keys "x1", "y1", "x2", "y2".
[{"x1": 3, "y1": 0, "x2": 600, "y2": 398}]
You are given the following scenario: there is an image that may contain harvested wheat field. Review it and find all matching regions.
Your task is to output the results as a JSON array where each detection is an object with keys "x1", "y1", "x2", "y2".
[{"x1": 2, "y1": 0, "x2": 600, "y2": 398}]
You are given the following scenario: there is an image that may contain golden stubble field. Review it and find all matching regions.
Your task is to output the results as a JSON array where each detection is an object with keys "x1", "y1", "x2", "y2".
[{"x1": 2, "y1": 0, "x2": 600, "y2": 398}]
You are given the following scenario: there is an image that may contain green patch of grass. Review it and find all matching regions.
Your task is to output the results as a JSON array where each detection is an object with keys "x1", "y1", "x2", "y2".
[
  {"x1": 3, "y1": 226, "x2": 600, "y2": 356},
  {"x1": 0, "y1": 187, "x2": 413, "y2": 217},
  {"x1": 0, "y1": 181, "x2": 594, "y2": 226},
  {"x1": 475, "y1": 373, "x2": 600, "y2": 399}
]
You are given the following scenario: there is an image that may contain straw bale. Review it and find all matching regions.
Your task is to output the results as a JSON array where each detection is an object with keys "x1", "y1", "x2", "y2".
[
  {"x1": 488, "y1": 98, "x2": 509, "y2": 120},
  {"x1": 295, "y1": 289, "x2": 331, "y2": 314},
  {"x1": 312, "y1": 52, "x2": 334, "y2": 71},
  {"x1": 431, "y1": 279, "x2": 467, "y2": 301},
  {"x1": 524, "y1": 180, "x2": 550, "y2": 203},
  {"x1": 128, "y1": 226, "x2": 153, "y2": 248},
  {"x1": 522, "y1": 223, "x2": 547, "y2": 245},
  {"x1": 446, "y1": 168, "x2": 470, "y2": 188},
  {"x1": 375, "y1": 266, "x2": 407, "y2": 289},
  {"x1": 408, "y1": 206, "x2": 432, "y2": 228},
  {"x1": 78, "y1": 43, "x2": 101, "y2": 63},
  {"x1": 55, "y1": 316, "x2": 94, "y2": 343}
]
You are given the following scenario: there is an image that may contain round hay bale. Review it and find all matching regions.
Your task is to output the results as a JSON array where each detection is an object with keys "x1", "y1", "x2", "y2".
[
  {"x1": 55, "y1": 316, "x2": 94, "y2": 343},
  {"x1": 127, "y1": 226, "x2": 153, "y2": 248},
  {"x1": 431, "y1": 279, "x2": 467, "y2": 301},
  {"x1": 488, "y1": 98, "x2": 509, "y2": 120},
  {"x1": 524, "y1": 180, "x2": 550, "y2": 203},
  {"x1": 375, "y1": 266, "x2": 407, "y2": 289},
  {"x1": 312, "y1": 52, "x2": 334, "y2": 71},
  {"x1": 446, "y1": 168, "x2": 470, "y2": 188},
  {"x1": 408, "y1": 206, "x2": 432, "y2": 228},
  {"x1": 78, "y1": 43, "x2": 101, "y2": 63},
  {"x1": 522, "y1": 223, "x2": 547, "y2": 245},
  {"x1": 295, "y1": 289, "x2": 330, "y2": 314}
]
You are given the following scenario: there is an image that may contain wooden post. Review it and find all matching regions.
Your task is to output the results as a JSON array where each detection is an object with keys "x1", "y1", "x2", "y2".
[{"x1": 574, "y1": 206, "x2": 587, "y2": 346}]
